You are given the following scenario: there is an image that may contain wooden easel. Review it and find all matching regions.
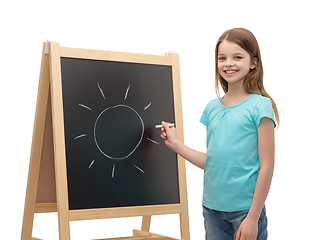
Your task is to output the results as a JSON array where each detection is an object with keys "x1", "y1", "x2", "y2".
[{"x1": 21, "y1": 42, "x2": 190, "y2": 240}]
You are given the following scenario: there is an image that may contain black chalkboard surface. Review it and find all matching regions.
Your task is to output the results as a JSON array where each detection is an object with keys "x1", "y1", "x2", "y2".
[{"x1": 60, "y1": 57, "x2": 180, "y2": 210}]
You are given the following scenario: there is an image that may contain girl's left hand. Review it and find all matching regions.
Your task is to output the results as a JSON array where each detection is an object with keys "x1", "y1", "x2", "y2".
[{"x1": 235, "y1": 216, "x2": 258, "y2": 240}]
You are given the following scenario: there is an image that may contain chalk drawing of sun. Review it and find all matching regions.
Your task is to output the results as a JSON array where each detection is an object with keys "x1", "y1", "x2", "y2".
[{"x1": 73, "y1": 82, "x2": 160, "y2": 178}]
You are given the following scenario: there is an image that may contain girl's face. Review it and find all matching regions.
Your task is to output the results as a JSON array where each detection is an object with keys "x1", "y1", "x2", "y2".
[{"x1": 217, "y1": 40, "x2": 256, "y2": 85}]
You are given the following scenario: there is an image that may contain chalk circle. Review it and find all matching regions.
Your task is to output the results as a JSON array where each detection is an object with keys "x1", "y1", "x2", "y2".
[{"x1": 94, "y1": 104, "x2": 144, "y2": 161}]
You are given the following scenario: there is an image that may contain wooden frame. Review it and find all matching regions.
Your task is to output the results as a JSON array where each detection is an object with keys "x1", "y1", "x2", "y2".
[{"x1": 21, "y1": 42, "x2": 190, "y2": 240}]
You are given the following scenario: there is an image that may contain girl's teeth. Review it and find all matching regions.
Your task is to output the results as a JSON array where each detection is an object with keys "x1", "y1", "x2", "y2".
[{"x1": 226, "y1": 70, "x2": 236, "y2": 73}]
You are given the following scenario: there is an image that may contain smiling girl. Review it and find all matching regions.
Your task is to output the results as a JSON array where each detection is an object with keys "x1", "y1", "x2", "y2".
[{"x1": 160, "y1": 28, "x2": 279, "y2": 240}]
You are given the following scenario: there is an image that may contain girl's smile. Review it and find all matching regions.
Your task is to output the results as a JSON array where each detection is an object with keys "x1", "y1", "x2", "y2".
[{"x1": 224, "y1": 69, "x2": 239, "y2": 75}]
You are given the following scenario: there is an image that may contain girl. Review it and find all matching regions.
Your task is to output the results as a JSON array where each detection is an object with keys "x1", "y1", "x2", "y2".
[{"x1": 160, "y1": 28, "x2": 279, "y2": 240}]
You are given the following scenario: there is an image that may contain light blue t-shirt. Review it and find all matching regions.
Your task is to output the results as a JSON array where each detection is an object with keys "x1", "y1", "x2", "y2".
[{"x1": 200, "y1": 93, "x2": 275, "y2": 212}]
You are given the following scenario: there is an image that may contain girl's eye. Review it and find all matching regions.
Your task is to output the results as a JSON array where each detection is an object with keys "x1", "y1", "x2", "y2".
[
  {"x1": 218, "y1": 57, "x2": 226, "y2": 61},
  {"x1": 235, "y1": 56, "x2": 242, "y2": 60}
]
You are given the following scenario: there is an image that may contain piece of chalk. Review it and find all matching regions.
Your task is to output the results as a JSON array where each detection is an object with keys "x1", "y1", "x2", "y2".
[{"x1": 155, "y1": 123, "x2": 175, "y2": 128}]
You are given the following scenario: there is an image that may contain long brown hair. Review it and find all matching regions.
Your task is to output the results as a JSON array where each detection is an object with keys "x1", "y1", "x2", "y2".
[{"x1": 215, "y1": 28, "x2": 279, "y2": 127}]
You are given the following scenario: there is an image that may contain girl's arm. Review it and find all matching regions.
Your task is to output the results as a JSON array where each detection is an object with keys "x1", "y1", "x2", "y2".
[
  {"x1": 236, "y1": 117, "x2": 275, "y2": 240},
  {"x1": 160, "y1": 121, "x2": 206, "y2": 169}
]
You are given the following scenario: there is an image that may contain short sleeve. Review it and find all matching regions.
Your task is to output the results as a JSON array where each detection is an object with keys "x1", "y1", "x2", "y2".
[
  {"x1": 200, "y1": 102, "x2": 211, "y2": 127},
  {"x1": 253, "y1": 97, "x2": 276, "y2": 128}
]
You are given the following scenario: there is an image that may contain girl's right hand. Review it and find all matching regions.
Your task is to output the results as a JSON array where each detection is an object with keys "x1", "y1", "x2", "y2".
[
  {"x1": 161, "y1": 121, "x2": 206, "y2": 169},
  {"x1": 160, "y1": 121, "x2": 178, "y2": 151}
]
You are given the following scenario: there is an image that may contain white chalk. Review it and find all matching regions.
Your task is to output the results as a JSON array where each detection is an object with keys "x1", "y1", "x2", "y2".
[{"x1": 155, "y1": 123, "x2": 175, "y2": 128}]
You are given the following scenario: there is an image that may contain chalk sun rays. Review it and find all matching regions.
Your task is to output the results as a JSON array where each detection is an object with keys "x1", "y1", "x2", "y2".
[{"x1": 74, "y1": 82, "x2": 160, "y2": 178}]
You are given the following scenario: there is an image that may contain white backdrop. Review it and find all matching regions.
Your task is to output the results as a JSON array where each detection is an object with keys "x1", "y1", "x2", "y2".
[{"x1": 1, "y1": 0, "x2": 314, "y2": 239}]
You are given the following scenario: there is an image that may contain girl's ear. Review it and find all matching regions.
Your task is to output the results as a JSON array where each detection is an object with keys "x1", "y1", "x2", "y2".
[{"x1": 250, "y1": 57, "x2": 258, "y2": 69}]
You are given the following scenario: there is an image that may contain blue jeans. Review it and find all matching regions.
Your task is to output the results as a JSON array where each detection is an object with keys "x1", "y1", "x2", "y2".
[{"x1": 203, "y1": 205, "x2": 267, "y2": 240}]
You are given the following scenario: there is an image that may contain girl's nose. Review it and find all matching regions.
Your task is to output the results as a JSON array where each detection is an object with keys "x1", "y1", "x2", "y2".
[{"x1": 226, "y1": 59, "x2": 234, "y2": 67}]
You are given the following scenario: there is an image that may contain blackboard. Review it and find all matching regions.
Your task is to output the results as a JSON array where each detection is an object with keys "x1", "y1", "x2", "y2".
[
  {"x1": 22, "y1": 43, "x2": 189, "y2": 239},
  {"x1": 60, "y1": 57, "x2": 180, "y2": 210}
]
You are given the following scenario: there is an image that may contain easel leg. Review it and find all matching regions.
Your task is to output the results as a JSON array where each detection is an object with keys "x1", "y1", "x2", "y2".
[
  {"x1": 141, "y1": 215, "x2": 151, "y2": 232},
  {"x1": 21, "y1": 43, "x2": 50, "y2": 240},
  {"x1": 179, "y1": 211, "x2": 190, "y2": 240},
  {"x1": 49, "y1": 41, "x2": 71, "y2": 240}
]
